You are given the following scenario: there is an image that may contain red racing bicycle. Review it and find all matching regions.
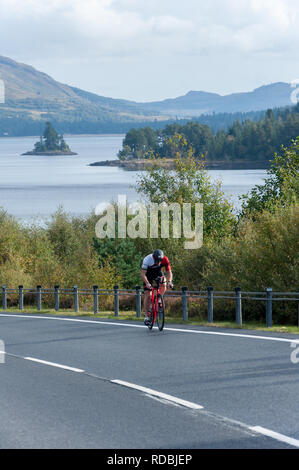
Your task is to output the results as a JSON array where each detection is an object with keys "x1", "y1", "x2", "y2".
[{"x1": 147, "y1": 276, "x2": 165, "y2": 331}]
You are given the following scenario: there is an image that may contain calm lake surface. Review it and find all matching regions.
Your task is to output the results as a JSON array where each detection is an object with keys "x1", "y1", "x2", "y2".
[{"x1": 0, "y1": 135, "x2": 267, "y2": 222}]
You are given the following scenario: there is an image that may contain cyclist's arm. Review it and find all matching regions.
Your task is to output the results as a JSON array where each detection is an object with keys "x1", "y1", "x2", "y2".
[
  {"x1": 162, "y1": 257, "x2": 173, "y2": 287},
  {"x1": 166, "y1": 269, "x2": 173, "y2": 284},
  {"x1": 141, "y1": 269, "x2": 152, "y2": 289},
  {"x1": 164, "y1": 269, "x2": 173, "y2": 288}
]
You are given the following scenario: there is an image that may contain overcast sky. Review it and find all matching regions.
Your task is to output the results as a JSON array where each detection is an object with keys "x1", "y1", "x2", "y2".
[{"x1": 0, "y1": 0, "x2": 298, "y2": 101}]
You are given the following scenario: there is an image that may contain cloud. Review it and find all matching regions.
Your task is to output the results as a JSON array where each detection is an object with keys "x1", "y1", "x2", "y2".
[
  {"x1": 0, "y1": 0, "x2": 298, "y2": 100},
  {"x1": 0, "y1": 0, "x2": 297, "y2": 59},
  {"x1": 0, "y1": 0, "x2": 192, "y2": 57}
]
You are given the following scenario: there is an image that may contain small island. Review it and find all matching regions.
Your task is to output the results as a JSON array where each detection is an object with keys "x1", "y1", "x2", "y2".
[{"x1": 22, "y1": 121, "x2": 77, "y2": 155}]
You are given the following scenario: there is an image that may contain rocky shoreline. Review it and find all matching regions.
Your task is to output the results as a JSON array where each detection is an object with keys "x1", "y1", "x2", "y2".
[
  {"x1": 89, "y1": 158, "x2": 270, "y2": 171},
  {"x1": 22, "y1": 151, "x2": 77, "y2": 156}
]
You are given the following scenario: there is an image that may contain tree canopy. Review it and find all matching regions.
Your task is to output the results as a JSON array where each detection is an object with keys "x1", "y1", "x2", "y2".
[
  {"x1": 118, "y1": 103, "x2": 299, "y2": 163},
  {"x1": 33, "y1": 122, "x2": 71, "y2": 153},
  {"x1": 239, "y1": 136, "x2": 299, "y2": 217}
]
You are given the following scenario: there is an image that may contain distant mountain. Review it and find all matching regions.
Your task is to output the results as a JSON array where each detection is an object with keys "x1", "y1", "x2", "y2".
[
  {"x1": 0, "y1": 55, "x2": 295, "y2": 136},
  {"x1": 0, "y1": 55, "x2": 162, "y2": 124},
  {"x1": 141, "y1": 83, "x2": 294, "y2": 117}
]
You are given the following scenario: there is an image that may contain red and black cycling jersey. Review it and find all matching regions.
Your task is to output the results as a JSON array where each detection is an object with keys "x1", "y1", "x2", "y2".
[{"x1": 142, "y1": 253, "x2": 171, "y2": 283}]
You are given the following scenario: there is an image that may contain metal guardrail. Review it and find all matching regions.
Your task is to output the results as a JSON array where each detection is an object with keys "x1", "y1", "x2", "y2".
[{"x1": 1, "y1": 285, "x2": 299, "y2": 327}]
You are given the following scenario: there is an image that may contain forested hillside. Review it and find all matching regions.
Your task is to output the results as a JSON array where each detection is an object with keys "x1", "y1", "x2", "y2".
[
  {"x1": 118, "y1": 104, "x2": 299, "y2": 162},
  {"x1": 0, "y1": 55, "x2": 295, "y2": 137},
  {"x1": 0, "y1": 108, "x2": 267, "y2": 137}
]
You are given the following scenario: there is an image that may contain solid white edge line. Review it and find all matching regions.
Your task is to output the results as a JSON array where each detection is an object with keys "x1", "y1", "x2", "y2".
[
  {"x1": 250, "y1": 426, "x2": 299, "y2": 448},
  {"x1": 111, "y1": 379, "x2": 204, "y2": 410},
  {"x1": 24, "y1": 357, "x2": 85, "y2": 373},
  {"x1": 0, "y1": 313, "x2": 298, "y2": 344}
]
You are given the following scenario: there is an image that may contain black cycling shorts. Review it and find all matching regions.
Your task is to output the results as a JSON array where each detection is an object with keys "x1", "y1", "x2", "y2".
[{"x1": 143, "y1": 271, "x2": 166, "y2": 290}]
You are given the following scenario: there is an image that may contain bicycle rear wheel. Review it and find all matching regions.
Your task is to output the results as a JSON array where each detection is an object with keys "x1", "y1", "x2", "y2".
[{"x1": 157, "y1": 295, "x2": 165, "y2": 331}]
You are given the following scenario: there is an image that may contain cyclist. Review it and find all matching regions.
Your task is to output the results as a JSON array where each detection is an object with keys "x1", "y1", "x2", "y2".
[{"x1": 141, "y1": 249, "x2": 173, "y2": 325}]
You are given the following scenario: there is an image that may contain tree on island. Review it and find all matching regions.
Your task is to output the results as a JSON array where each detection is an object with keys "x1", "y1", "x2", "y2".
[{"x1": 33, "y1": 122, "x2": 71, "y2": 153}]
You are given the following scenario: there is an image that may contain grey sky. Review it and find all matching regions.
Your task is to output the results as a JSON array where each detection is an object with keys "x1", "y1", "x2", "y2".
[{"x1": 0, "y1": 0, "x2": 298, "y2": 101}]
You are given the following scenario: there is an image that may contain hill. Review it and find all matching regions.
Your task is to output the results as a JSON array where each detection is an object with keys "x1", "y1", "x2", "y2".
[
  {"x1": 0, "y1": 55, "x2": 296, "y2": 136},
  {"x1": 141, "y1": 83, "x2": 294, "y2": 117},
  {"x1": 0, "y1": 55, "x2": 162, "y2": 124}
]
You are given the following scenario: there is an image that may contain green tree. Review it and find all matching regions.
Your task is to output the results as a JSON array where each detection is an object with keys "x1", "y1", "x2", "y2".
[
  {"x1": 117, "y1": 104, "x2": 299, "y2": 165},
  {"x1": 34, "y1": 136, "x2": 46, "y2": 153},
  {"x1": 93, "y1": 237, "x2": 142, "y2": 288},
  {"x1": 59, "y1": 135, "x2": 70, "y2": 152},
  {"x1": 122, "y1": 128, "x2": 147, "y2": 159},
  {"x1": 135, "y1": 150, "x2": 235, "y2": 241},
  {"x1": 203, "y1": 203, "x2": 299, "y2": 294},
  {"x1": 43, "y1": 121, "x2": 60, "y2": 150},
  {"x1": 240, "y1": 137, "x2": 299, "y2": 218}
]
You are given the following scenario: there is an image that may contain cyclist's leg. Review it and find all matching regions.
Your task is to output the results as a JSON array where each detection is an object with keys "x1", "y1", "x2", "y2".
[
  {"x1": 143, "y1": 280, "x2": 154, "y2": 317},
  {"x1": 159, "y1": 276, "x2": 167, "y2": 296},
  {"x1": 144, "y1": 288, "x2": 151, "y2": 315},
  {"x1": 143, "y1": 287, "x2": 154, "y2": 326}
]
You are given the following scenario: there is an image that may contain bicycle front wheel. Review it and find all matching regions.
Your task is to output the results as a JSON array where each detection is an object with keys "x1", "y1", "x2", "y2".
[
  {"x1": 147, "y1": 307, "x2": 154, "y2": 330},
  {"x1": 157, "y1": 295, "x2": 165, "y2": 331}
]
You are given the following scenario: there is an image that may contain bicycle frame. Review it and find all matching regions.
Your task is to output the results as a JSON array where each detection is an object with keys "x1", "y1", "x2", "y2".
[
  {"x1": 151, "y1": 285, "x2": 160, "y2": 324},
  {"x1": 149, "y1": 276, "x2": 165, "y2": 329}
]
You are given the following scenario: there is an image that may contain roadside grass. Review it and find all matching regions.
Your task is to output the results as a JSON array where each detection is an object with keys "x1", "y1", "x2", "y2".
[{"x1": 1, "y1": 307, "x2": 299, "y2": 335}]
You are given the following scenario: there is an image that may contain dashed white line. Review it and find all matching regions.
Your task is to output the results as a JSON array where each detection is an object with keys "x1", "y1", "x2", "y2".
[
  {"x1": 250, "y1": 426, "x2": 299, "y2": 448},
  {"x1": 3, "y1": 349, "x2": 299, "y2": 448},
  {"x1": 8, "y1": 351, "x2": 203, "y2": 410},
  {"x1": 24, "y1": 357, "x2": 85, "y2": 373},
  {"x1": 111, "y1": 379, "x2": 204, "y2": 410}
]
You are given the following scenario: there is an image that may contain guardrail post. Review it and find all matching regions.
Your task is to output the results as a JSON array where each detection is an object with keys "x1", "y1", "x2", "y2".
[
  {"x1": 93, "y1": 285, "x2": 99, "y2": 314},
  {"x1": 266, "y1": 288, "x2": 272, "y2": 327},
  {"x1": 54, "y1": 285, "x2": 60, "y2": 312},
  {"x1": 37, "y1": 285, "x2": 42, "y2": 311},
  {"x1": 114, "y1": 285, "x2": 119, "y2": 317},
  {"x1": 18, "y1": 285, "x2": 24, "y2": 311},
  {"x1": 207, "y1": 286, "x2": 214, "y2": 323},
  {"x1": 182, "y1": 286, "x2": 188, "y2": 322},
  {"x1": 2, "y1": 286, "x2": 7, "y2": 310},
  {"x1": 235, "y1": 287, "x2": 242, "y2": 326},
  {"x1": 73, "y1": 286, "x2": 79, "y2": 313},
  {"x1": 136, "y1": 285, "x2": 141, "y2": 318}
]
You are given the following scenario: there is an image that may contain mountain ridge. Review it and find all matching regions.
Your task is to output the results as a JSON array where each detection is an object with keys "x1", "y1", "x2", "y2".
[
  {"x1": 141, "y1": 82, "x2": 293, "y2": 116},
  {"x1": 0, "y1": 55, "x2": 295, "y2": 131}
]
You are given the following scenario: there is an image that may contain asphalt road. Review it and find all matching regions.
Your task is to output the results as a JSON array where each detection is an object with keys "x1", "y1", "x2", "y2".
[{"x1": 0, "y1": 312, "x2": 299, "y2": 449}]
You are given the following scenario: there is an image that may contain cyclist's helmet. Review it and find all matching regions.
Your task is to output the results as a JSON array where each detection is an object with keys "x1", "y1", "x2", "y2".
[{"x1": 153, "y1": 249, "x2": 164, "y2": 262}]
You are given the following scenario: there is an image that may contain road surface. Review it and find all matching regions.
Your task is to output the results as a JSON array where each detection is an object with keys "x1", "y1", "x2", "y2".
[{"x1": 0, "y1": 312, "x2": 299, "y2": 449}]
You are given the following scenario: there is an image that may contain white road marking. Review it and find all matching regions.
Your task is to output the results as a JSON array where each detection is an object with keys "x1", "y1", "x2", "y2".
[
  {"x1": 0, "y1": 313, "x2": 298, "y2": 344},
  {"x1": 111, "y1": 379, "x2": 204, "y2": 410},
  {"x1": 0, "y1": 314, "x2": 143, "y2": 329},
  {"x1": 3, "y1": 346, "x2": 299, "y2": 448},
  {"x1": 24, "y1": 357, "x2": 85, "y2": 373},
  {"x1": 250, "y1": 426, "x2": 299, "y2": 448}
]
